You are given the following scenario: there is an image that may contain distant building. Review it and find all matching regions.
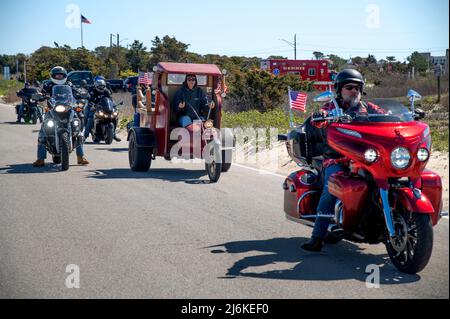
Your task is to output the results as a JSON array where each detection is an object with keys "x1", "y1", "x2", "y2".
[
  {"x1": 419, "y1": 52, "x2": 432, "y2": 65},
  {"x1": 432, "y1": 56, "x2": 446, "y2": 66}
]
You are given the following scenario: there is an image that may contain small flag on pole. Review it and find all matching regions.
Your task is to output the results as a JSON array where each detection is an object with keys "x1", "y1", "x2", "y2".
[
  {"x1": 289, "y1": 90, "x2": 308, "y2": 113},
  {"x1": 138, "y1": 71, "x2": 152, "y2": 85},
  {"x1": 81, "y1": 14, "x2": 91, "y2": 24}
]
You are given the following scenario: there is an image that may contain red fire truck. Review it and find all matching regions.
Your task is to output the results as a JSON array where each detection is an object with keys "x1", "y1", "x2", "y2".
[{"x1": 260, "y1": 59, "x2": 337, "y2": 91}]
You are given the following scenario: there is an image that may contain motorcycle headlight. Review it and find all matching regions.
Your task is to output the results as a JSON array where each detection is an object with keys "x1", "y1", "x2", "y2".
[
  {"x1": 55, "y1": 105, "x2": 66, "y2": 113},
  {"x1": 73, "y1": 120, "x2": 79, "y2": 127},
  {"x1": 47, "y1": 120, "x2": 55, "y2": 128},
  {"x1": 30, "y1": 99, "x2": 35, "y2": 103},
  {"x1": 391, "y1": 147, "x2": 410, "y2": 169},
  {"x1": 417, "y1": 148, "x2": 429, "y2": 162},
  {"x1": 113, "y1": 111, "x2": 118, "y2": 117},
  {"x1": 99, "y1": 111, "x2": 104, "y2": 117},
  {"x1": 77, "y1": 102, "x2": 85, "y2": 107},
  {"x1": 364, "y1": 148, "x2": 378, "y2": 163}
]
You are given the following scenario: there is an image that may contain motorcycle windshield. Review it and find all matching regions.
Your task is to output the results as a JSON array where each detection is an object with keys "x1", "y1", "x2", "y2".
[
  {"x1": 350, "y1": 99, "x2": 415, "y2": 123},
  {"x1": 52, "y1": 85, "x2": 75, "y2": 105},
  {"x1": 98, "y1": 97, "x2": 114, "y2": 113}
]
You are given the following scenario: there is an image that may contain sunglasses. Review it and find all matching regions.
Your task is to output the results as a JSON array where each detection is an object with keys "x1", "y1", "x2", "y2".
[
  {"x1": 187, "y1": 78, "x2": 196, "y2": 81},
  {"x1": 343, "y1": 85, "x2": 361, "y2": 92}
]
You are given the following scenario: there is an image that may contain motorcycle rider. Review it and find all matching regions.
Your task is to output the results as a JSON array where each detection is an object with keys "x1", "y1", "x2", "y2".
[
  {"x1": 16, "y1": 82, "x2": 40, "y2": 123},
  {"x1": 84, "y1": 78, "x2": 121, "y2": 142},
  {"x1": 301, "y1": 69, "x2": 386, "y2": 252},
  {"x1": 32, "y1": 66, "x2": 89, "y2": 167}
]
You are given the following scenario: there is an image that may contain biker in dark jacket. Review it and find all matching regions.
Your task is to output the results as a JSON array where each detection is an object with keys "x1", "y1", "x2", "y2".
[
  {"x1": 16, "y1": 82, "x2": 41, "y2": 123},
  {"x1": 32, "y1": 66, "x2": 89, "y2": 167},
  {"x1": 301, "y1": 69, "x2": 385, "y2": 252},
  {"x1": 84, "y1": 78, "x2": 121, "y2": 141}
]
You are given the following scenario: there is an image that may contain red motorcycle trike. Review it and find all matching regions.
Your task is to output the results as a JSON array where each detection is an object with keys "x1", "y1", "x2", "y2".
[
  {"x1": 128, "y1": 62, "x2": 234, "y2": 183},
  {"x1": 279, "y1": 90, "x2": 444, "y2": 274}
]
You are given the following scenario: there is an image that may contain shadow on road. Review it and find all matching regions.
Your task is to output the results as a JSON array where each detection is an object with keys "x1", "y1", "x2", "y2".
[
  {"x1": 93, "y1": 147, "x2": 128, "y2": 153},
  {"x1": 0, "y1": 163, "x2": 68, "y2": 174},
  {"x1": 207, "y1": 237, "x2": 420, "y2": 285},
  {"x1": 87, "y1": 168, "x2": 208, "y2": 183}
]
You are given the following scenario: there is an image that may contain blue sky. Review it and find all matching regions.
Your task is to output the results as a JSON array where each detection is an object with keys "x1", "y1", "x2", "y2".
[{"x1": 0, "y1": 0, "x2": 448, "y2": 61}]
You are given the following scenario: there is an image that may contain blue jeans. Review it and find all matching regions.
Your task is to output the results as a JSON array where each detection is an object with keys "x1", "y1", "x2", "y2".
[
  {"x1": 312, "y1": 164, "x2": 344, "y2": 239},
  {"x1": 178, "y1": 115, "x2": 205, "y2": 128},
  {"x1": 18, "y1": 103, "x2": 25, "y2": 121},
  {"x1": 37, "y1": 127, "x2": 84, "y2": 159},
  {"x1": 84, "y1": 106, "x2": 95, "y2": 139}
]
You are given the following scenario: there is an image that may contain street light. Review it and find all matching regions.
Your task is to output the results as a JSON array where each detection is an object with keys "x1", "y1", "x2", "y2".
[{"x1": 279, "y1": 34, "x2": 297, "y2": 60}]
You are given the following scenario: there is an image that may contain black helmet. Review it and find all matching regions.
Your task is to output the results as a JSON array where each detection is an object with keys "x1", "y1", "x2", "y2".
[
  {"x1": 50, "y1": 66, "x2": 68, "y2": 85},
  {"x1": 80, "y1": 79, "x2": 88, "y2": 88},
  {"x1": 334, "y1": 69, "x2": 365, "y2": 96},
  {"x1": 94, "y1": 78, "x2": 107, "y2": 92}
]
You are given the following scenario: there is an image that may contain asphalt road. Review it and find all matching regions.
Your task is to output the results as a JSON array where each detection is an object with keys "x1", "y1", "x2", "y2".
[{"x1": 0, "y1": 103, "x2": 448, "y2": 299}]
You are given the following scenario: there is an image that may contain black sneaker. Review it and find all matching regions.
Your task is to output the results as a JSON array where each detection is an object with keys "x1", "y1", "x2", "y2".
[{"x1": 301, "y1": 236, "x2": 324, "y2": 252}]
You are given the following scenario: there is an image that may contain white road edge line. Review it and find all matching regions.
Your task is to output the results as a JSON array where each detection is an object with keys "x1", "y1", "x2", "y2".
[{"x1": 233, "y1": 163, "x2": 286, "y2": 178}]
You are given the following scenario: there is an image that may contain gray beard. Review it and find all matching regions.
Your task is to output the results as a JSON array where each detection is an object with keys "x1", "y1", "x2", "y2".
[{"x1": 343, "y1": 96, "x2": 360, "y2": 108}]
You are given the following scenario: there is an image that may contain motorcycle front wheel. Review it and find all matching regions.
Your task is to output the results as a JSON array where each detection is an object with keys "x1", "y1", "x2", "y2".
[
  {"x1": 60, "y1": 132, "x2": 70, "y2": 171},
  {"x1": 105, "y1": 123, "x2": 114, "y2": 145},
  {"x1": 385, "y1": 212, "x2": 433, "y2": 274}
]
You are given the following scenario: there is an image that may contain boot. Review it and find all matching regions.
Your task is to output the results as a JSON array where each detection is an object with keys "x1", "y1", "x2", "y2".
[
  {"x1": 32, "y1": 159, "x2": 45, "y2": 167},
  {"x1": 301, "y1": 236, "x2": 324, "y2": 252},
  {"x1": 113, "y1": 134, "x2": 121, "y2": 142},
  {"x1": 77, "y1": 156, "x2": 89, "y2": 165}
]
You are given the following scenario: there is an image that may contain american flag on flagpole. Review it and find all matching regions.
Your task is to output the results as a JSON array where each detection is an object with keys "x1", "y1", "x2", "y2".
[
  {"x1": 138, "y1": 71, "x2": 152, "y2": 85},
  {"x1": 81, "y1": 14, "x2": 91, "y2": 24},
  {"x1": 289, "y1": 90, "x2": 307, "y2": 113}
]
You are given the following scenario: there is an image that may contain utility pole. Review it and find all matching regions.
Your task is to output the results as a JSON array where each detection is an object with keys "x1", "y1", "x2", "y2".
[
  {"x1": 24, "y1": 60, "x2": 27, "y2": 83},
  {"x1": 110, "y1": 34, "x2": 113, "y2": 49},
  {"x1": 294, "y1": 34, "x2": 296, "y2": 60},
  {"x1": 435, "y1": 64, "x2": 442, "y2": 103},
  {"x1": 279, "y1": 34, "x2": 297, "y2": 60},
  {"x1": 117, "y1": 33, "x2": 119, "y2": 48}
]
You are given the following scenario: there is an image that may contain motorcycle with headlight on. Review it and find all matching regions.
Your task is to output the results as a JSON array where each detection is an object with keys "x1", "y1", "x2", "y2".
[
  {"x1": 278, "y1": 89, "x2": 444, "y2": 274},
  {"x1": 88, "y1": 96, "x2": 122, "y2": 144},
  {"x1": 41, "y1": 85, "x2": 83, "y2": 171},
  {"x1": 72, "y1": 85, "x2": 90, "y2": 131}
]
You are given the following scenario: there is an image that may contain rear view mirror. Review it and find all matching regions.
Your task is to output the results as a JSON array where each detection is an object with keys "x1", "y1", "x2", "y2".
[
  {"x1": 407, "y1": 89, "x2": 422, "y2": 101},
  {"x1": 313, "y1": 91, "x2": 334, "y2": 103}
]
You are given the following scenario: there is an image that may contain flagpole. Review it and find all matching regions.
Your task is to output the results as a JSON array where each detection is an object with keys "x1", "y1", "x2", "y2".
[
  {"x1": 81, "y1": 16, "x2": 84, "y2": 48},
  {"x1": 288, "y1": 87, "x2": 294, "y2": 128}
]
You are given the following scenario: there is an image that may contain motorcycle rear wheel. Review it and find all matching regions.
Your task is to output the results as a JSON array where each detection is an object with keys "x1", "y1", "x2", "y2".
[{"x1": 52, "y1": 155, "x2": 61, "y2": 164}]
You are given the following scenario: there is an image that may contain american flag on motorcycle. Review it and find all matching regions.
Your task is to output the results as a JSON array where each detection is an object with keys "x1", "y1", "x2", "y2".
[
  {"x1": 138, "y1": 71, "x2": 152, "y2": 85},
  {"x1": 289, "y1": 90, "x2": 308, "y2": 113}
]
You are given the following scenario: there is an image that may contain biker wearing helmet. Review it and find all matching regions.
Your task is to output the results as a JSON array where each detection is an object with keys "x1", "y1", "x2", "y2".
[
  {"x1": 16, "y1": 82, "x2": 39, "y2": 123},
  {"x1": 84, "y1": 78, "x2": 121, "y2": 141},
  {"x1": 301, "y1": 69, "x2": 386, "y2": 252},
  {"x1": 33, "y1": 66, "x2": 89, "y2": 167}
]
